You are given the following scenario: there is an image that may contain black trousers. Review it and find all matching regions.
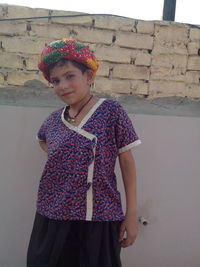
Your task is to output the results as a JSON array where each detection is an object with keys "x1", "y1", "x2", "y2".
[{"x1": 27, "y1": 213, "x2": 122, "y2": 267}]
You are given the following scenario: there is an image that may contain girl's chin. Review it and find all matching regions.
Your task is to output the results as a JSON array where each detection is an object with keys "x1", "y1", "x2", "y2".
[
  {"x1": 59, "y1": 93, "x2": 90, "y2": 106},
  {"x1": 60, "y1": 99, "x2": 72, "y2": 105},
  {"x1": 59, "y1": 95, "x2": 74, "y2": 105}
]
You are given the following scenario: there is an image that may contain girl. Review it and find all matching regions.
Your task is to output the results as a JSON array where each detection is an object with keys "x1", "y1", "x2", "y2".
[{"x1": 27, "y1": 38, "x2": 141, "y2": 267}]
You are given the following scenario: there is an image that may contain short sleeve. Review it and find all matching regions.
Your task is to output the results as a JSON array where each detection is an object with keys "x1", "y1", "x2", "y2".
[
  {"x1": 114, "y1": 102, "x2": 141, "y2": 154},
  {"x1": 36, "y1": 108, "x2": 63, "y2": 142},
  {"x1": 36, "y1": 120, "x2": 47, "y2": 142},
  {"x1": 36, "y1": 116, "x2": 50, "y2": 142}
]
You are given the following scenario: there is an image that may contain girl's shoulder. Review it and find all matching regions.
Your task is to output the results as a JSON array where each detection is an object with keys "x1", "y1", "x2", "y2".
[
  {"x1": 101, "y1": 98, "x2": 123, "y2": 110},
  {"x1": 41, "y1": 107, "x2": 64, "y2": 125},
  {"x1": 49, "y1": 107, "x2": 64, "y2": 118},
  {"x1": 101, "y1": 98, "x2": 125, "y2": 116}
]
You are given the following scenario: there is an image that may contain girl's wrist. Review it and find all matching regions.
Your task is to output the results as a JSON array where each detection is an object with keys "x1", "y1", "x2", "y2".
[{"x1": 125, "y1": 211, "x2": 137, "y2": 218}]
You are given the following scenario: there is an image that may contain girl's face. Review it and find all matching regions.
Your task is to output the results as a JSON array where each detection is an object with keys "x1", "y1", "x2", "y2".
[{"x1": 49, "y1": 61, "x2": 93, "y2": 106}]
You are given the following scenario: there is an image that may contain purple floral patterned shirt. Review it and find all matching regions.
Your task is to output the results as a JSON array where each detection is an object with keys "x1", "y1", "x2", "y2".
[{"x1": 36, "y1": 98, "x2": 141, "y2": 221}]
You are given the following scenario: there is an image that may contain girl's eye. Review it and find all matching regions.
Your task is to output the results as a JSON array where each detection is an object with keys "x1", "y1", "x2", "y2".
[
  {"x1": 66, "y1": 74, "x2": 74, "y2": 79},
  {"x1": 51, "y1": 79, "x2": 59, "y2": 85}
]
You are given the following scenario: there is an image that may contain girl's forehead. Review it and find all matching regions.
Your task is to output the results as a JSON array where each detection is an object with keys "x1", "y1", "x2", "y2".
[{"x1": 50, "y1": 61, "x2": 80, "y2": 77}]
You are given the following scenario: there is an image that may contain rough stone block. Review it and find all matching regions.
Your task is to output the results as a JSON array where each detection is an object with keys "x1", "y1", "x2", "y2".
[
  {"x1": 149, "y1": 80, "x2": 185, "y2": 97},
  {"x1": 136, "y1": 20, "x2": 154, "y2": 34},
  {"x1": 130, "y1": 80, "x2": 149, "y2": 95},
  {"x1": 50, "y1": 10, "x2": 93, "y2": 26},
  {"x1": 6, "y1": 5, "x2": 49, "y2": 23},
  {"x1": 1, "y1": 36, "x2": 50, "y2": 54},
  {"x1": 113, "y1": 64, "x2": 150, "y2": 80},
  {"x1": 188, "y1": 42, "x2": 200, "y2": 55},
  {"x1": 0, "y1": 5, "x2": 7, "y2": 18},
  {"x1": 93, "y1": 77, "x2": 112, "y2": 93},
  {"x1": 185, "y1": 71, "x2": 200, "y2": 84},
  {"x1": 0, "y1": 53, "x2": 23, "y2": 69},
  {"x1": 7, "y1": 71, "x2": 40, "y2": 85},
  {"x1": 135, "y1": 52, "x2": 151, "y2": 66},
  {"x1": 190, "y1": 28, "x2": 200, "y2": 41},
  {"x1": 188, "y1": 56, "x2": 200, "y2": 70},
  {"x1": 94, "y1": 16, "x2": 135, "y2": 31},
  {"x1": 0, "y1": 21, "x2": 26, "y2": 36},
  {"x1": 7, "y1": 5, "x2": 48, "y2": 18},
  {"x1": 153, "y1": 24, "x2": 189, "y2": 55},
  {"x1": 150, "y1": 66, "x2": 185, "y2": 82},
  {"x1": 29, "y1": 24, "x2": 70, "y2": 39},
  {"x1": 110, "y1": 80, "x2": 131, "y2": 94},
  {"x1": 95, "y1": 46, "x2": 132, "y2": 63},
  {"x1": 49, "y1": 10, "x2": 83, "y2": 16},
  {"x1": 97, "y1": 62, "x2": 110, "y2": 77},
  {"x1": 116, "y1": 32, "x2": 153, "y2": 50},
  {"x1": 70, "y1": 27, "x2": 113, "y2": 44},
  {"x1": 152, "y1": 54, "x2": 187, "y2": 69},
  {"x1": 94, "y1": 77, "x2": 131, "y2": 94},
  {"x1": 186, "y1": 84, "x2": 200, "y2": 98},
  {"x1": 25, "y1": 55, "x2": 38, "y2": 70},
  {"x1": 155, "y1": 24, "x2": 189, "y2": 42},
  {"x1": 153, "y1": 42, "x2": 188, "y2": 55},
  {"x1": 0, "y1": 73, "x2": 4, "y2": 86}
]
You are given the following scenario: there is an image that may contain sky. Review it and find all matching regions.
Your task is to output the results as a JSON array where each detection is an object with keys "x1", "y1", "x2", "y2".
[{"x1": 1, "y1": 0, "x2": 200, "y2": 25}]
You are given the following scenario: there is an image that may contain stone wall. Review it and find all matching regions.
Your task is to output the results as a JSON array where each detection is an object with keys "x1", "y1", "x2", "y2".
[{"x1": 0, "y1": 4, "x2": 200, "y2": 99}]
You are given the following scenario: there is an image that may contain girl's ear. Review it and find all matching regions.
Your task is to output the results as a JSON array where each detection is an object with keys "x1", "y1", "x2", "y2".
[{"x1": 86, "y1": 69, "x2": 95, "y2": 85}]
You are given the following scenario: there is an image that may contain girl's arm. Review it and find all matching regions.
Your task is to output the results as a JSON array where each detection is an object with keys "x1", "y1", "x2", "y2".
[
  {"x1": 118, "y1": 149, "x2": 138, "y2": 248},
  {"x1": 38, "y1": 140, "x2": 47, "y2": 153}
]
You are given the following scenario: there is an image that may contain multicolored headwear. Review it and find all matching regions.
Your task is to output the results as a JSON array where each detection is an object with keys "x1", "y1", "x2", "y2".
[{"x1": 38, "y1": 38, "x2": 99, "y2": 82}]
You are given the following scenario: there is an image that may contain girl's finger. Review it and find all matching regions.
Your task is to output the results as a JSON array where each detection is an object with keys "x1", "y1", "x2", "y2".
[{"x1": 121, "y1": 238, "x2": 132, "y2": 248}]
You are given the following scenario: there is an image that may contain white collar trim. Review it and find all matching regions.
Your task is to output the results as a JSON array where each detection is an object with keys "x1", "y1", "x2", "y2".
[{"x1": 61, "y1": 98, "x2": 106, "y2": 130}]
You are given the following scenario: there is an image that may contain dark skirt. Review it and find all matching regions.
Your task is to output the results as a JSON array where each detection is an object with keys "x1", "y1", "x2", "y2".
[{"x1": 27, "y1": 212, "x2": 122, "y2": 267}]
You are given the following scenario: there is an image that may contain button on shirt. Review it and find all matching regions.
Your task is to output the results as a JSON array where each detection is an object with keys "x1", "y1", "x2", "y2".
[{"x1": 36, "y1": 99, "x2": 141, "y2": 221}]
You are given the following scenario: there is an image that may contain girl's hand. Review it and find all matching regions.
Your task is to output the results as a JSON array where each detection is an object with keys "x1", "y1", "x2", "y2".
[{"x1": 119, "y1": 215, "x2": 138, "y2": 248}]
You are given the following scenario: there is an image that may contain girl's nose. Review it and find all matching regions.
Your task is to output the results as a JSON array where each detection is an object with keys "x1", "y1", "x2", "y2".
[{"x1": 59, "y1": 80, "x2": 69, "y2": 90}]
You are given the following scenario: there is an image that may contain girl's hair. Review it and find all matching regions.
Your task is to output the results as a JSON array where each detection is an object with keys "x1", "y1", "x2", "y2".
[{"x1": 48, "y1": 59, "x2": 89, "y2": 80}]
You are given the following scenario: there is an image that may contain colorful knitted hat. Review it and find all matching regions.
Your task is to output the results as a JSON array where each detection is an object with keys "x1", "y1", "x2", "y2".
[{"x1": 38, "y1": 38, "x2": 99, "y2": 82}]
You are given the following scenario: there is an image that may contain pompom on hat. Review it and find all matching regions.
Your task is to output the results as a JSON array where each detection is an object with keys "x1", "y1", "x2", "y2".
[{"x1": 38, "y1": 38, "x2": 99, "y2": 83}]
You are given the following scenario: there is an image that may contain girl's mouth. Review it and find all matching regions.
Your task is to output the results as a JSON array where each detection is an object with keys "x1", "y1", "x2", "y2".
[{"x1": 62, "y1": 92, "x2": 73, "y2": 96}]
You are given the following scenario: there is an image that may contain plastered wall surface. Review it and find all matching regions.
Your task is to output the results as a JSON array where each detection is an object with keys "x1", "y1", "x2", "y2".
[
  {"x1": 0, "y1": 105, "x2": 200, "y2": 267},
  {"x1": 0, "y1": 4, "x2": 200, "y2": 99}
]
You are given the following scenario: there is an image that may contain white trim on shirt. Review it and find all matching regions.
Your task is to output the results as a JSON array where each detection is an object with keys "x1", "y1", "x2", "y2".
[
  {"x1": 61, "y1": 101, "x2": 106, "y2": 221},
  {"x1": 118, "y1": 139, "x2": 141, "y2": 154}
]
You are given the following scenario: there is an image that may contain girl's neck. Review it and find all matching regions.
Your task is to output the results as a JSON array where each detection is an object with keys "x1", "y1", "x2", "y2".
[
  {"x1": 69, "y1": 93, "x2": 92, "y2": 113},
  {"x1": 65, "y1": 95, "x2": 99, "y2": 126}
]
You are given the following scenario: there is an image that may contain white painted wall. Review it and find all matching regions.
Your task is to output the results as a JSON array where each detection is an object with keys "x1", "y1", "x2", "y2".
[{"x1": 0, "y1": 105, "x2": 200, "y2": 267}]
